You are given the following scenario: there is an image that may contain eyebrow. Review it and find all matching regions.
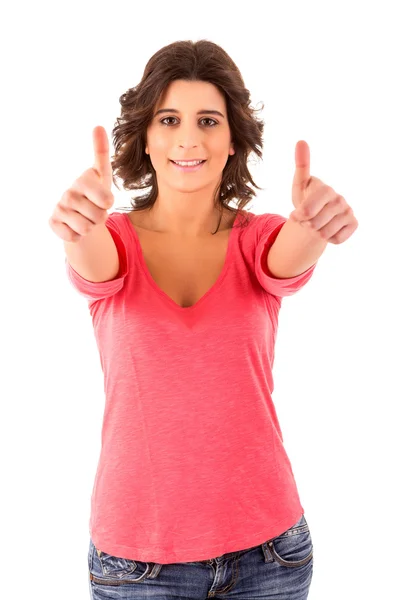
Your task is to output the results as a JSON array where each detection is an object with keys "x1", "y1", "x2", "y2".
[{"x1": 154, "y1": 108, "x2": 225, "y2": 118}]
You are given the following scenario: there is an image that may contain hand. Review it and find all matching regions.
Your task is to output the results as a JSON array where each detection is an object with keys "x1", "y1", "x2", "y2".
[
  {"x1": 48, "y1": 126, "x2": 114, "y2": 243},
  {"x1": 290, "y1": 140, "x2": 358, "y2": 245}
]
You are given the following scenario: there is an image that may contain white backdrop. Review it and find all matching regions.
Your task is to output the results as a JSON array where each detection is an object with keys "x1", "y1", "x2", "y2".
[{"x1": 1, "y1": 0, "x2": 399, "y2": 598}]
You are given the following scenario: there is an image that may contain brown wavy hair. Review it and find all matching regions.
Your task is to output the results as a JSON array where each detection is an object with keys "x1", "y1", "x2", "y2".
[{"x1": 111, "y1": 39, "x2": 265, "y2": 234}]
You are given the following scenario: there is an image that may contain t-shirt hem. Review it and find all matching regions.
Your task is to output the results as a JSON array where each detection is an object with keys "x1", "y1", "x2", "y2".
[{"x1": 90, "y1": 509, "x2": 304, "y2": 564}]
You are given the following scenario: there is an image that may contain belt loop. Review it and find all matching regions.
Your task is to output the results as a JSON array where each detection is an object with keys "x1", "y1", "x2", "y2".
[{"x1": 261, "y1": 541, "x2": 274, "y2": 563}]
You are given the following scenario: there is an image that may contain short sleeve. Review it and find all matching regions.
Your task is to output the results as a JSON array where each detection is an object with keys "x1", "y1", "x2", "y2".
[
  {"x1": 65, "y1": 212, "x2": 129, "y2": 302},
  {"x1": 254, "y1": 213, "x2": 317, "y2": 298}
]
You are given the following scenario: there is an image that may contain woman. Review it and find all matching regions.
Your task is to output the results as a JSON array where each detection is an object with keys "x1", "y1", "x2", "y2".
[{"x1": 56, "y1": 38, "x2": 356, "y2": 599}]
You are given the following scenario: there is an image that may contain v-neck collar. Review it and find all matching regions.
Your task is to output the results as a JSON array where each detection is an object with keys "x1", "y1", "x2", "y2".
[{"x1": 123, "y1": 210, "x2": 244, "y2": 311}]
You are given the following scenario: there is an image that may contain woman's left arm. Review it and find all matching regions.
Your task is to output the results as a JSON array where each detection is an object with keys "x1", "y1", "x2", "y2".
[{"x1": 266, "y1": 140, "x2": 359, "y2": 279}]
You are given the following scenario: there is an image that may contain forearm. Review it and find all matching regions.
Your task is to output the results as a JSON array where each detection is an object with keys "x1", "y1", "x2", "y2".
[{"x1": 266, "y1": 218, "x2": 328, "y2": 279}]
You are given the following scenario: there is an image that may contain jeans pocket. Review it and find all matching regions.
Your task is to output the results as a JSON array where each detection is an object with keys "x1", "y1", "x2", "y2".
[
  {"x1": 88, "y1": 538, "x2": 155, "y2": 585},
  {"x1": 98, "y1": 552, "x2": 138, "y2": 579},
  {"x1": 266, "y1": 514, "x2": 314, "y2": 567}
]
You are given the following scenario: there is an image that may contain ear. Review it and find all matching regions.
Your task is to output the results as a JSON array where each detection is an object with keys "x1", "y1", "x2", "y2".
[{"x1": 229, "y1": 141, "x2": 235, "y2": 156}]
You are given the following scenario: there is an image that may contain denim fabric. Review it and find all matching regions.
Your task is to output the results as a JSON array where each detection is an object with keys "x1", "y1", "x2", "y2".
[{"x1": 88, "y1": 513, "x2": 313, "y2": 599}]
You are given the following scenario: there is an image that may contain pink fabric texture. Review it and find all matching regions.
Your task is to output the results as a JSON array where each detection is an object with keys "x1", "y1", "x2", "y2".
[{"x1": 65, "y1": 209, "x2": 317, "y2": 564}]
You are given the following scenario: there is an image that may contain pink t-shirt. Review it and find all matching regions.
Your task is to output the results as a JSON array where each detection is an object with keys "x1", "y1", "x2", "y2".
[{"x1": 65, "y1": 209, "x2": 317, "y2": 564}]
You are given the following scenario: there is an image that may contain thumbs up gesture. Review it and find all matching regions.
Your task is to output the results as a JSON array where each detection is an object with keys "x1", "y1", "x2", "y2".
[
  {"x1": 290, "y1": 141, "x2": 358, "y2": 245},
  {"x1": 49, "y1": 126, "x2": 115, "y2": 242}
]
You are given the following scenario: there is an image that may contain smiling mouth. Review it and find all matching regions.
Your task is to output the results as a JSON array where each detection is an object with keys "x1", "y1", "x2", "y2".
[
  {"x1": 169, "y1": 160, "x2": 206, "y2": 165},
  {"x1": 169, "y1": 159, "x2": 207, "y2": 172}
]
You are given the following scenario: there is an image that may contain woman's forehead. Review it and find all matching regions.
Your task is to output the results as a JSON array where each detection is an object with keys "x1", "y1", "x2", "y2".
[{"x1": 155, "y1": 80, "x2": 226, "y2": 111}]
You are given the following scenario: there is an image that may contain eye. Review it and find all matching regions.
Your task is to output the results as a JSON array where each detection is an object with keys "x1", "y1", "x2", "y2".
[{"x1": 160, "y1": 117, "x2": 218, "y2": 127}]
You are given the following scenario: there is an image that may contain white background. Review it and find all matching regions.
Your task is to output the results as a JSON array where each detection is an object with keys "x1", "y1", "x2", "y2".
[{"x1": 1, "y1": 1, "x2": 399, "y2": 598}]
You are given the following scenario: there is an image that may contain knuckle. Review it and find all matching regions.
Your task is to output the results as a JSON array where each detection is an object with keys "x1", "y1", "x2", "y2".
[
  {"x1": 333, "y1": 195, "x2": 344, "y2": 208},
  {"x1": 103, "y1": 191, "x2": 113, "y2": 204},
  {"x1": 63, "y1": 189, "x2": 75, "y2": 204}
]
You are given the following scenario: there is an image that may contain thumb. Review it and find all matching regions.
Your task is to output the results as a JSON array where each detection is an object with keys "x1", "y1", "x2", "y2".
[
  {"x1": 293, "y1": 140, "x2": 311, "y2": 191},
  {"x1": 93, "y1": 125, "x2": 113, "y2": 190}
]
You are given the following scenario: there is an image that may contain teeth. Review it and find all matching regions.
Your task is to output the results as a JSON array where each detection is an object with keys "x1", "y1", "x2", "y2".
[{"x1": 173, "y1": 160, "x2": 204, "y2": 166}]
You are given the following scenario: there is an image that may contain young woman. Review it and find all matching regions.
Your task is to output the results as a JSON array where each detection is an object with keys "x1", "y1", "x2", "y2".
[{"x1": 51, "y1": 38, "x2": 357, "y2": 599}]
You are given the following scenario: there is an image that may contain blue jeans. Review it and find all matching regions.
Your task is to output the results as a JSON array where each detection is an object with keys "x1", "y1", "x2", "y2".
[{"x1": 88, "y1": 513, "x2": 314, "y2": 599}]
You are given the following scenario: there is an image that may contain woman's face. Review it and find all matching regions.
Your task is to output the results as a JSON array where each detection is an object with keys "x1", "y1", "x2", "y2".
[{"x1": 145, "y1": 80, "x2": 235, "y2": 193}]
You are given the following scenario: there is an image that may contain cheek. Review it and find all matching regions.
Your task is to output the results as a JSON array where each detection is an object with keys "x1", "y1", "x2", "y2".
[
  {"x1": 209, "y1": 136, "x2": 231, "y2": 156},
  {"x1": 146, "y1": 127, "x2": 168, "y2": 153},
  {"x1": 151, "y1": 137, "x2": 169, "y2": 155}
]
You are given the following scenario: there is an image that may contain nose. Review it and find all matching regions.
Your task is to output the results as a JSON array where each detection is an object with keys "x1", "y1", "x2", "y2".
[
  {"x1": 178, "y1": 141, "x2": 198, "y2": 149},
  {"x1": 176, "y1": 123, "x2": 202, "y2": 149}
]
